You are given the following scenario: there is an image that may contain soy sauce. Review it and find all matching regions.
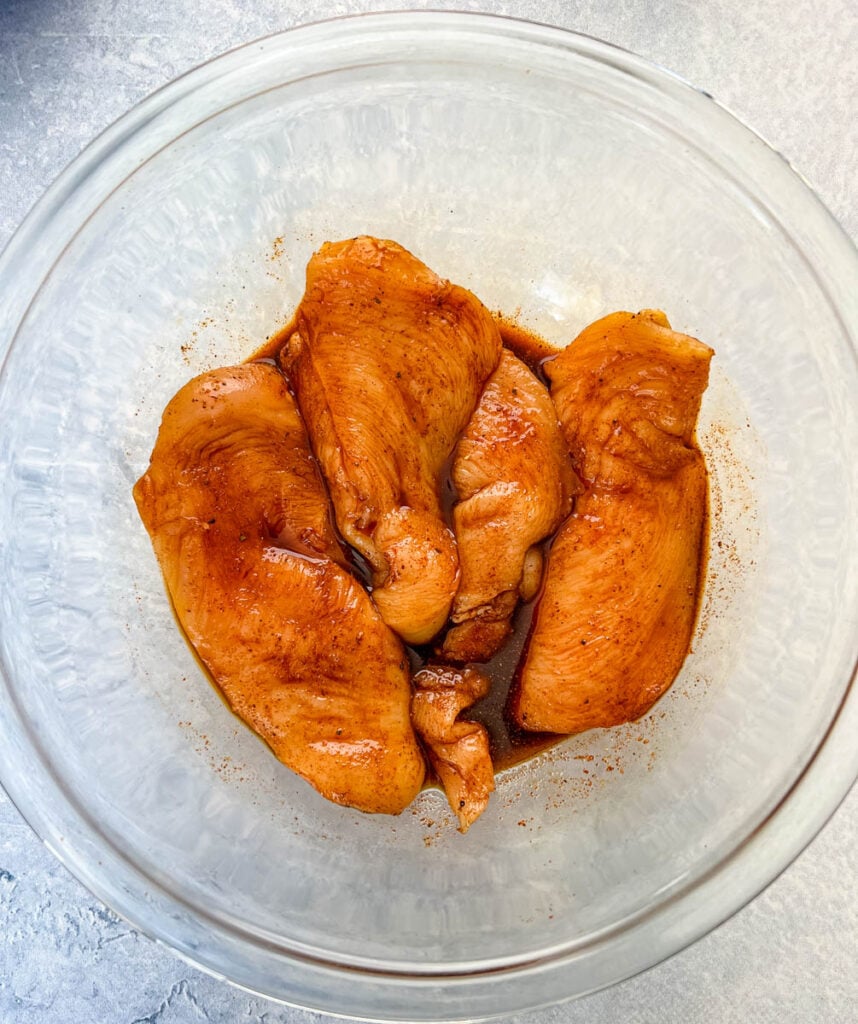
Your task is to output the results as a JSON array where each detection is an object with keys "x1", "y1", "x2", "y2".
[
  {"x1": 248, "y1": 312, "x2": 566, "y2": 771},
  {"x1": 416, "y1": 318, "x2": 565, "y2": 769},
  {"x1": 248, "y1": 316, "x2": 297, "y2": 364}
]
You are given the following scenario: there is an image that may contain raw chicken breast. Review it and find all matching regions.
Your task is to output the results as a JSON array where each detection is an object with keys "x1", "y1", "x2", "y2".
[
  {"x1": 512, "y1": 310, "x2": 712, "y2": 735},
  {"x1": 441, "y1": 349, "x2": 580, "y2": 662},
  {"x1": 411, "y1": 665, "x2": 495, "y2": 832},
  {"x1": 283, "y1": 237, "x2": 502, "y2": 644},
  {"x1": 133, "y1": 363, "x2": 425, "y2": 814}
]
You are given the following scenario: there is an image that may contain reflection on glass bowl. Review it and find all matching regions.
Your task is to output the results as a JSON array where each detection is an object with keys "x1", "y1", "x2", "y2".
[{"x1": 0, "y1": 12, "x2": 856, "y2": 1022}]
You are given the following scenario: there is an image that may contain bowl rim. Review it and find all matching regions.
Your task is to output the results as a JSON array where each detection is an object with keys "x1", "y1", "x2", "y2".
[{"x1": 0, "y1": 9, "x2": 857, "y2": 1021}]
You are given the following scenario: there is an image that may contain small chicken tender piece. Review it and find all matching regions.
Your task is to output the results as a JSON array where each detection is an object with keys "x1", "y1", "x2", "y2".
[
  {"x1": 133, "y1": 363, "x2": 425, "y2": 814},
  {"x1": 512, "y1": 310, "x2": 713, "y2": 735},
  {"x1": 411, "y1": 666, "x2": 495, "y2": 833},
  {"x1": 441, "y1": 349, "x2": 580, "y2": 662},
  {"x1": 283, "y1": 236, "x2": 502, "y2": 644}
]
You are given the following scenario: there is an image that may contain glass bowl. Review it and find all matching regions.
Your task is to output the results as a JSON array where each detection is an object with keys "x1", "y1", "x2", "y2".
[{"x1": 0, "y1": 12, "x2": 856, "y2": 1022}]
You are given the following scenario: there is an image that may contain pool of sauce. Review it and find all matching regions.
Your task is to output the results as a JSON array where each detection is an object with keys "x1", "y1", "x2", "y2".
[
  {"x1": 430, "y1": 317, "x2": 564, "y2": 771},
  {"x1": 247, "y1": 313, "x2": 566, "y2": 772},
  {"x1": 248, "y1": 315, "x2": 297, "y2": 363}
]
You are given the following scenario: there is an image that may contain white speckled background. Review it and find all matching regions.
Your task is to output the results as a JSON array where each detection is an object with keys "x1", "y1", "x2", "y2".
[{"x1": 1, "y1": 1, "x2": 856, "y2": 1021}]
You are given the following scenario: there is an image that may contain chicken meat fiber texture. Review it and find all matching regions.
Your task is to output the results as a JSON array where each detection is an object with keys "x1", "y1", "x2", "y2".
[
  {"x1": 441, "y1": 348, "x2": 582, "y2": 663},
  {"x1": 133, "y1": 363, "x2": 425, "y2": 815},
  {"x1": 411, "y1": 665, "x2": 495, "y2": 833},
  {"x1": 512, "y1": 310, "x2": 713, "y2": 734},
  {"x1": 282, "y1": 236, "x2": 502, "y2": 645},
  {"x1": 134, "y1": 238, "x2": 712, "y2": 831}
]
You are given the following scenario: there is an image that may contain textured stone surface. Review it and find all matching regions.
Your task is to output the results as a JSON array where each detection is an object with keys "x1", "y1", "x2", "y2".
[{"x1": 0, "y1": 1, "x2": 856, "y2": 1022}]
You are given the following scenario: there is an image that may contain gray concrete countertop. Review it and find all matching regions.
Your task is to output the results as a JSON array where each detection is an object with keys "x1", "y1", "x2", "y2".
[{"x1": 1, "y1": 1, "x2": 856, "y2": 1021}]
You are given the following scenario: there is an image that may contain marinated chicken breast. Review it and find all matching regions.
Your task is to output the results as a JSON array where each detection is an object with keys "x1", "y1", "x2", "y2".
[
  {"x1": 282, "y1": 237, "x2": 502, "y2": 644},
  {"x1": 133, "y1": 364, "x2": 425, "y2": 814},
  {"x1": 411, "y1": 666, "x2": 495, "y2": 832},
  {"x1": 512, "y1": 310, "x2": 712, "y2": 734},
  {"x1": 441, "y1": 349, "x2": 581, "y2": 662}
]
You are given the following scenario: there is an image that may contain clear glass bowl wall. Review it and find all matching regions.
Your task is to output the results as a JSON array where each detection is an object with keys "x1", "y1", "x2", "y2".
[{"x1": 0, "y1": 14, "x2": 856, "y2": 1022}]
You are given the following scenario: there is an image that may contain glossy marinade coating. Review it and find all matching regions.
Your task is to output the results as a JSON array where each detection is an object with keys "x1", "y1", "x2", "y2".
[
  {"x1": 133, "y1": 363, "x2": 425, "y2": 814},
  {"x1": 442, "y1": 348, "x2": 580, "y2": 662},
  {"x1": 283, "y1": 236, "x2": 502, "y2": 644},
  {"x1": 512, "y1": 310, "x2": 712, "y2": 735}
]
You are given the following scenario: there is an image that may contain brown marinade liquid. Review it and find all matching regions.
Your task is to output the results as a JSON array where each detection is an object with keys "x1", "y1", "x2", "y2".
[
  {"x1": 246, "y1": 313, "x2": 566, "y2": 772},
  {"x1": 184, "y1": 304, "x2": 712, "y2": 786},
  {"x1": 422, "y1": 318, "x2": 566, "y2": 771},
  {"x1": 494, "y1": 317, "x2": 559, "y2": 379},
  {"x1": 248, "y1": 315, "x2": 298, "y2": 364}
]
